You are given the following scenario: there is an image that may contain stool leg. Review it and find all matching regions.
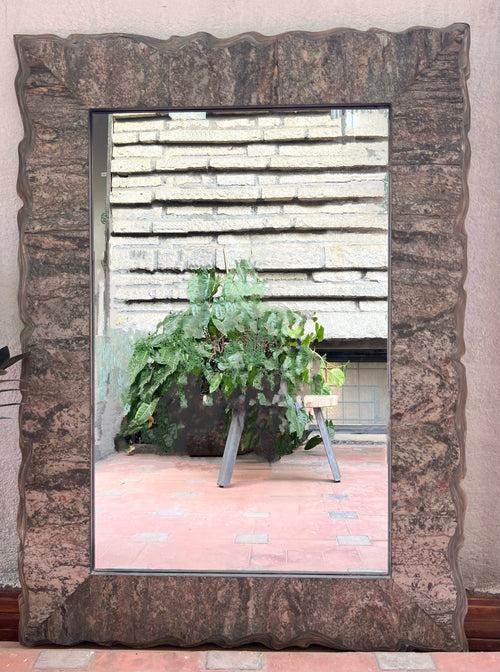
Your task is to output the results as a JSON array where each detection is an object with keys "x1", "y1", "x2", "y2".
[
  {"x1": 217, "y1": 397, "x2": 246, "y2": 488},
  {"x1": 314, "y1": 407, "x2": 341, "y2": 483}
]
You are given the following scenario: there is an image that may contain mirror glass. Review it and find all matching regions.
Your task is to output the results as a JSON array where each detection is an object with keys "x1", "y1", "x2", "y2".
[{"x1": 92, "y1": 107, "x2": 389, "y2": 575}]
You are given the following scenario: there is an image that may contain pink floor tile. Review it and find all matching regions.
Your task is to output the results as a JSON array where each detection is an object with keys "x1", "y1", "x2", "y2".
[
  {"x1": 265, "y1": 651, "x2": 379, "y2": 672},
  {"x1": 0, "y1": 646, "x2": 40, "y2": 671},
  {"x1": 95, "y1": 443, "x2": 388, "y2": 573},
  {"x1": 249, "y1": 550, "x2": 287, "y2": 570},
  {"x1": 433, "y1": 652, "x2": 500, "y2": 671},
  {"x1": 253, "y1": 515, "x2": 351, "y2": 542},
  {"x1": 355, "y1": 541, "x2": 390, "y2": 573},
  {"x1": 89, "y1": 649, "x2": 204, "y2": 671},
  {"x1": 1, "y1": 646, "x2": 500, "y2": 672},
  {"x1": 347, "y1": 516, "x2": 389, "y2": 541}
]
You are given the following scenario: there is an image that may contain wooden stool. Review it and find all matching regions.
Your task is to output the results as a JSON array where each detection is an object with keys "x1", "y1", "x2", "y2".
[{"x1": 217, "y1": 394, "x2": 340, "y2": 487}]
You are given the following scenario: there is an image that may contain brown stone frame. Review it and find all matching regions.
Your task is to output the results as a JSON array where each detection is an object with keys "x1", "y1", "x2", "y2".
[{"x1": 15, "y1": 25, "x2": 469, "y2": 649}]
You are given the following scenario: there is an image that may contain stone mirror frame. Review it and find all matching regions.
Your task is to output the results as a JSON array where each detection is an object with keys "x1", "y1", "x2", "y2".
[{"x1": 15, "y1": 25, "x2": 469, "y2": 649}]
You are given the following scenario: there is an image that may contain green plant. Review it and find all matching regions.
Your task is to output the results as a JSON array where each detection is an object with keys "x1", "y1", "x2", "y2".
[
  {"x1": 0, "y1": 346, "x2": 28, "y2": 420},
  {"x1": 136, "y1": 403, "x2": 179, "y2": 453},
  {"x1": 121, "y1": 262, "x2": 344, "y2": 445},
  {"x1": 240, "y1": 402, "x2": 330, "y2": 460}
]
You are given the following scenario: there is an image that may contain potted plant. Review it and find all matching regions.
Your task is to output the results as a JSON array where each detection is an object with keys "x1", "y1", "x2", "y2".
[{"x1": 119, "y1": 262, "x2": 344, "y2": 459}]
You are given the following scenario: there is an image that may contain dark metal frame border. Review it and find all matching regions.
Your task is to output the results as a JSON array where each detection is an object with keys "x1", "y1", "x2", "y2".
[{"x1": 15, "y1": 25, "x2": 469, "y2": 650}]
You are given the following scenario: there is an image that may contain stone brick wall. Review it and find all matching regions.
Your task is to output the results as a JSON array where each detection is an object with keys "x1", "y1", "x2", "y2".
[{"x1": 104, "y1": 109, "x2": 389, "y2": 340}]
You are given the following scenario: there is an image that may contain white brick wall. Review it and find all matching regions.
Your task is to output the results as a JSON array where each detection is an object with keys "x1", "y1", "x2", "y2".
[
  {"x1": 105, "y1": 109, "x2": 389, "y2": 338},
  {"x1": 112, "y1": 143, "x2": 388, "y2": 173},
  {"x1": 111, "y1": 273, "x2": 387, "y2": 302}
]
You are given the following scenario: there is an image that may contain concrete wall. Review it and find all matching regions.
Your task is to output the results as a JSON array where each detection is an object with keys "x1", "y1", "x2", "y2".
[
  {"x1": 1, "y1": 0, "x2": 499, "y2": 594},
  {"x1": 107, "y1": 109, "x2": 388, "y2": 336}
]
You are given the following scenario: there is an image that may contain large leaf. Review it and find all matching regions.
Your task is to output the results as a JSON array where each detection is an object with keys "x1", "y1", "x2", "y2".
[
  {"x1": 184, "y1": 304, "x2": 210, "y2": 337},
  {"x1": 153, "y1": 345, "x2": 180, "y2": 370},
  {"x1": 137, "y1": 366, "x2": 154, "y2": 397},
  {"x1": 303, "y1": 434, "x2": 324, "y2": 451},
  {"x1": 128, "y1": 340, "x2": 150, "y2": 383},
  {"x1": 187, "y1": 269, "x2": 219, "y2": 303},
  {"x1": 208, "y1": 372, "x2": 222, "y2": 393},
  {"x1": 148, "y1": 366, "x2": 174, "y2": 397},
  {"x1": 222, "y1": 262, "x2": 264, "y2": 301},
  {"x1": 0, "y1": 346, "x2": 9, "y2": 367},
  {"x1": 328, "y1": 366, "x2": 346, "y2": 387},
  {"x1": 314, "y1": 322, "x2": 325, "y2": 342},
  {"x1": 0, "y1": 352, "x2": 28, "y2": 371},
  {"x1": 156, "y1": 313, "x2": 182, "y2": 339},
  {"x1": 130, "y1": 398, "x2": 159, "y2": 429},
  {"x1": 284, "y1": 397, "x2": 308, "y2": 438}
]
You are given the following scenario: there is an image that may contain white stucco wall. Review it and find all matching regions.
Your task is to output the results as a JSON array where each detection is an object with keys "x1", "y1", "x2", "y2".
[{"x1": 0, "y1": 0, "x2": 499, "y2": 593}]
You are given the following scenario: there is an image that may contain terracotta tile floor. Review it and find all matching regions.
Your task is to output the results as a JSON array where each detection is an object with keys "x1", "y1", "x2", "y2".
[
  {"x1": 1, "y1": 644, "x2": 499, "y2": 672},
  {"x1": 94, "y1": 440, "x2": 388, "y2": 573}
]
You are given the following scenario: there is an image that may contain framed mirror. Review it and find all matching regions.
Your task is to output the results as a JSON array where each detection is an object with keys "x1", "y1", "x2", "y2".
[
  {"x1": 15, "y1": 24, "x2": 469, "y2": 649},
  {"x1": 92, "y1": 106, "x2": 390, "y2": 576}
]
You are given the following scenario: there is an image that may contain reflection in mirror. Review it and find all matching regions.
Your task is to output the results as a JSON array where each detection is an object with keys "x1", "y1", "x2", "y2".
[{"x1": 92, "y1": 108, "x2": 389, "y2": 575}]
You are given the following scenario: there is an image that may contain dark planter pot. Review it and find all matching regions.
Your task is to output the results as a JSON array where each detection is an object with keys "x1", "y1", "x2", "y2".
[
  {"x1": 159, "y1": 377, "x2": 252, "y2": 457},
  {"x1": 241, "y1": 401, "x2": 299, "y2": 463},
  {"x1": 117, "y1": 378, "x2": 298, "y2": 461}
]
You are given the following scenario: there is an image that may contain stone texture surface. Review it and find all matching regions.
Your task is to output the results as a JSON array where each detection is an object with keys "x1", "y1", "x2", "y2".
[
  {"x1": 34, "y1": 649, "x2": 95, "y2": 669},
  {"x1": 14, "y1": 25, "x2": 469, "y2": 650},
  {"x1": 206, "y1": 650, "x2": 263, "y2": 669},
  {"x1": 376, "y1": 651, "x2": 435, "y2": 670}
]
